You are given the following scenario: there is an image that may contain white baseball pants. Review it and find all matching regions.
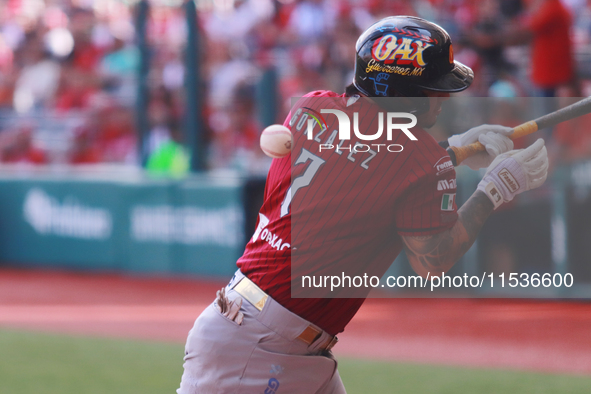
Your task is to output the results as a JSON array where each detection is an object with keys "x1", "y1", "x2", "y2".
[{"x1": 177, "y1": 270, "x2": 346, "y2": 393}]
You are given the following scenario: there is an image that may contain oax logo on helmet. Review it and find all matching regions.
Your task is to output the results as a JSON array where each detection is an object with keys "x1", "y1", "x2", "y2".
[{"x1": 371, "y1": 28, "x2": 434, "y2": 68}]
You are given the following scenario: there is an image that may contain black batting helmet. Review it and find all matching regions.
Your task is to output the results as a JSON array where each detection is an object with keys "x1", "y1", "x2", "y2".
[{"x1": 353, "y1": 16, "x2": 473, "y2": 99}]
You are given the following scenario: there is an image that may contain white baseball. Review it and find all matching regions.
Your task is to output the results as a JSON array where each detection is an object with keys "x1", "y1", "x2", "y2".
[{"x1": 260, "y1": 124, "x2": 292, "y2": 158}]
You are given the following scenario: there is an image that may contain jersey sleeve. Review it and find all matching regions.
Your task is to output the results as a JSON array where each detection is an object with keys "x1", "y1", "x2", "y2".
[{"x1": 394, "y1": 156, "x2": 458, "y2": 237}]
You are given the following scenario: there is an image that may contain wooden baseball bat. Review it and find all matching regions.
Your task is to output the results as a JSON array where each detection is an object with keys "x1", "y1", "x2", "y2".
[{"x1": 447, "y1": 96, "x2": 591, "y2": 166}]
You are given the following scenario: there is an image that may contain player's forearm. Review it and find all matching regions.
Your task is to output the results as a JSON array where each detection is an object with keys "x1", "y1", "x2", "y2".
[{"x1": 402, "y1": 191, "x2": 494, "y2": 277}]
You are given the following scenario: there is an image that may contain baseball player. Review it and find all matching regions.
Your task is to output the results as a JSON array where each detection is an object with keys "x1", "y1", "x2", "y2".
[{"x1": 178, "y1": 16, "x2": 548, "y2": 393}]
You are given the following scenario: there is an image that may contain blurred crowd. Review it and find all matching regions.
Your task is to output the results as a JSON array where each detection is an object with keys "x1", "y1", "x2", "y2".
[
  {"x1": 1, "y1": 0, "x2": 591, "y2": 173},
  {"x1": 0, "y1": 0, "x2": 184, "y2": 170}
]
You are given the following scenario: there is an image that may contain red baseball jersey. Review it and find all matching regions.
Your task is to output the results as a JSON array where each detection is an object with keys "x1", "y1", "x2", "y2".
[{"x1": 237, "y1": 90, "x2": 457, "y2": 335}]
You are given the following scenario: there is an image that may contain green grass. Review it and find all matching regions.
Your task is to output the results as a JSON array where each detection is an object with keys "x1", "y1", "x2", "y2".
[
  {"x1": 1, "y1": 328, "x2": 590, "y2": 394},
  {"x1": 0, "y1": 329, "x2": 184, "y2": 394}
]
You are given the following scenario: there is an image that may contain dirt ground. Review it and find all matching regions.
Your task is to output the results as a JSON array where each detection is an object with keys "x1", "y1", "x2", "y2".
[{"x1": 1, "y1": 268, "x2": 590, "y2": 375}]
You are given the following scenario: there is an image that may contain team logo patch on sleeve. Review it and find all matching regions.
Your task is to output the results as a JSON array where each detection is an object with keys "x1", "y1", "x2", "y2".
[
  {"x1": 433, "y1": 157, "x2": 454, "y2": 176},
  {"x1": 441, "y1": 193, "x2": 455, "y2": 211}
]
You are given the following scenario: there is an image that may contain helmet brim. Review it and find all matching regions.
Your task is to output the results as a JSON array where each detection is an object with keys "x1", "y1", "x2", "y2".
[{"x1": 417, "y1": 61, "x2": 474, "y2": 93}]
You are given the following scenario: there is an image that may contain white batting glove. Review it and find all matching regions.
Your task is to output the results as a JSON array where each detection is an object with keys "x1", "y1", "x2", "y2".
[
  {"x1": 448, "y1": 125, "x2": 514, "y2": 170},
  {"x1": 477, "y1": 138, "x2": 548, "y2": 209}
]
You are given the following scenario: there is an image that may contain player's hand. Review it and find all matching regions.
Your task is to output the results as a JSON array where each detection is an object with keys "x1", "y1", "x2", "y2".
[
  {"x1": 448, "y1": 124, "x2": 514, "y2": 170},
  {"x1": 477, "y1": 138, "x2": 548, "y2": 209}
]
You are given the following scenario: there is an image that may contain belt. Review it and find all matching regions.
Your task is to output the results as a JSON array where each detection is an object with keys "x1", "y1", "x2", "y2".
[{"x1": 233, "y1": 276, "x2": 338, "y2": 352}]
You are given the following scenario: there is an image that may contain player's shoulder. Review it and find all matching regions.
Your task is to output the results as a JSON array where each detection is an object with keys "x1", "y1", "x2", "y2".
[
  {"x1": 303, "y1": 90, "x2": 342, "y2": 98},
  {"x1": 294, "y1": 90, "x2": 344, "y2": 108},
  {"x1": 288, "y1": 91, "x2": 347, "y2": 123},
  {"x1": 406, "y1": 128, "x2": 454, "y2": 177}
]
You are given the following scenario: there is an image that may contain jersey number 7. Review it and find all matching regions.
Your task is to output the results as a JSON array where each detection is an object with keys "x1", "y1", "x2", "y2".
[{"x1": 280, "y1": 149, "x2": 325, "y2": 217}]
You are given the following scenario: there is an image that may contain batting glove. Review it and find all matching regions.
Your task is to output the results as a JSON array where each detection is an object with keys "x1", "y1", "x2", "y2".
[
  {"x1": 214, "y1": 287, "x2": 244, "y2": 325},
  {"x1": 477, "y1": 138, "x2": 548, "y2": 209},
  {"x1": 448, "y1": 124, "x2": 514, "y2": 170}
]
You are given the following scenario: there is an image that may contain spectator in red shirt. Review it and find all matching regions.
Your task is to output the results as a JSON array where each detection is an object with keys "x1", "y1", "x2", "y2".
[
  {"x1": 527, "y1": 0, "x2": 577, "y2": 96},
  {"x1": 470, "y1": 0, "x2": 580, "y2": 96},
  {"x1": 0, "y1": 126, "x2": 47, "y2": 164},
  {"x1": 67, "y1": 126, "x2": 103, "y2": 165},
  {"x1": 55, "y1": 62, "x2": 99, "y2": 111}
]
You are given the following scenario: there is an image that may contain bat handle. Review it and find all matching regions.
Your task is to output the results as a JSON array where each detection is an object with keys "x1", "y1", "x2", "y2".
[
  {"x1": 447, "y1": 121, "x2": 539, "y2": 166},
  {"x1": 447, "y1": 142, "x2": 485, "y2": 166}
]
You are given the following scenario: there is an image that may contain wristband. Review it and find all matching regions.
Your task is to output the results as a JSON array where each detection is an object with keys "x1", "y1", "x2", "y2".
[{"x1": 477, "y1": 180, "x2": 504, "y2": 209}]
